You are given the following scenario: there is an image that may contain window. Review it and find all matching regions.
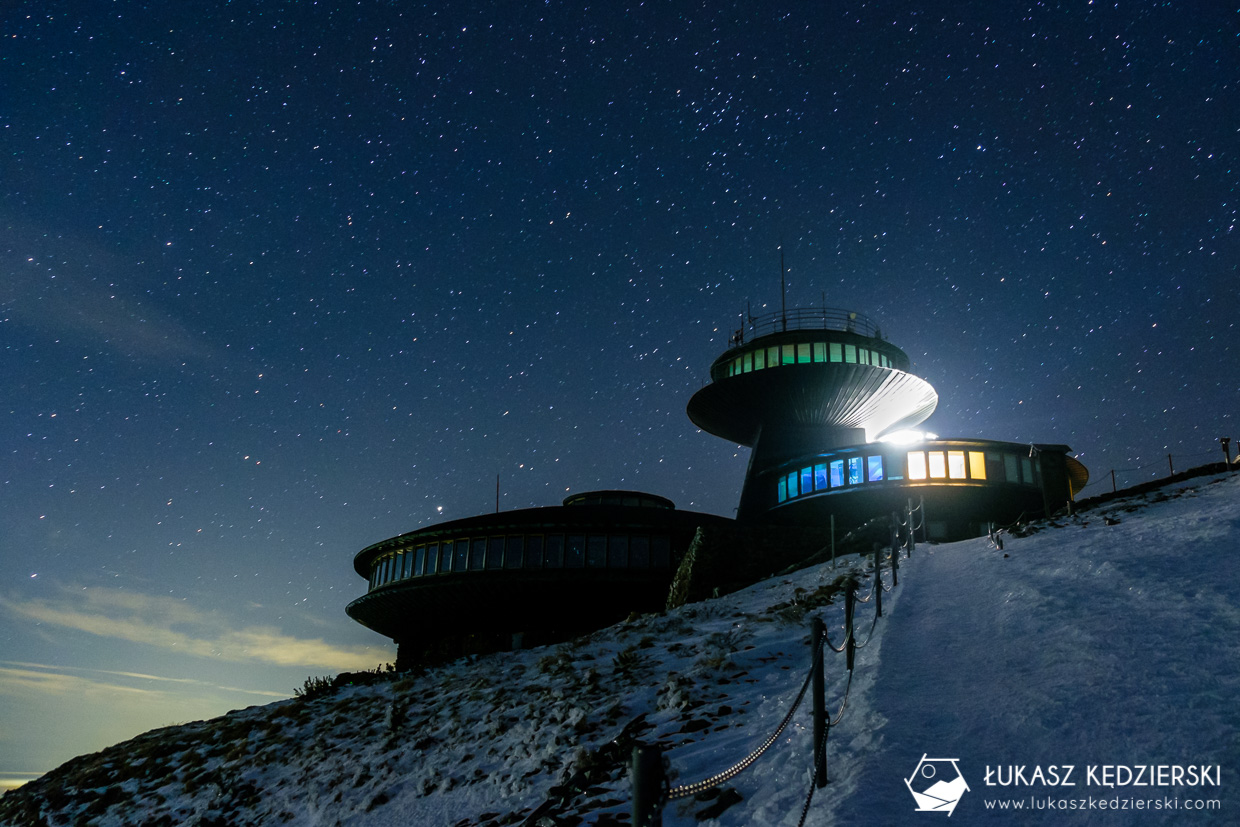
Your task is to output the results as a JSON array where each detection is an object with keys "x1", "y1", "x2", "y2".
[
  {"x1": 1004, "y1": 454, "x2": 1019, "y2": 483},
  {"x1": 630, "y1": 535, "x2": 650, "y2": 568},
  {"x1": 928, "y1": 452, "x2": 947, "y2": 479},
  {"x1": 608, "y1": 535, "x2": 629, "y2": 568},
  {"x1": 1022, "y1": 457, "x2": 1034, "y2": 485},
  {"x1": 424, "y1": 542, "x2": 440, "y2": 575},
  {"x1": 447, "y1": 540, "x2": 461, "y2": 573},
  {"x1": 470, "y1": 538, "x2": 487, "y2": 570},
  {"x1": 797, "y1": 343, "x2": 811, "y2": 363},
  {"x1": 830, "y1": 459, "x2": 845, "y2": 487},
  {"x1": 908, "y1": 452, "x2": 928, "y2": 480},
  {"x1": 566, "y1": 534, "x2": 586, "y2": 568},
  {"x1": 867, "y1": 455, "x2": 884, "y2": 482},
  {"x1": 754, "y1": 349, "x2": 765, "y2": 370},
  {"x1": 652, "y1": 536, "x2": 671, "y2": 567},
  {"x1": 948, "y1": 451, "x2": 967, "y2": 479},
  {"x1": 800, "y1": 467, "x2": 813, "y2": 495},
  {"x1": 504, "y1": 535, "x2": 524, "y2": 569},
  {"x1": 767, "y1": 346, "x2": 779, "y2": 368},
  {"x1": 844, "y1": 344, "x2": 857, "y2": 363},
  {"x1": 848, "y1": 456, "x2": 863, "y2": 485},
  {"x1": 787, "y1": 470, "x2": 799, "y2": 497},
  {"x1": 813, "y1": 343, "x2": 826, "y2": 362},
  {"x1": 830, "y1": 342, "x2": 843, "y2": 362},
  {"x1": 525, "y1": 535, "x2": 544, "y2": 568},
  {"x1": 814, "y1": 463, "x2": 829, "y2": 490},
  {"x1": 886, "y1": 453, "x2": 904, "y2": 480},
  {"x1": 742, "y1": 352, "x2": 752, "y2": 373},
  {"x1": 587, "y1": 535, "x2": 607, "y2": 568},
  {"x1": 969, "y1": 452, "x2": 986, "y2": 480},
  {"x1": 413, "y1": 546, "x2": 426, "y2": 577},
  {"x1": 782, "y1": 345, "x2": 796, "y2": 365},
  {"x1": 859, "y1": 349, "x2": 869, "y2": 365},
  {"x1": 777, "y1": 477, "x2": 787, "y2": 503},
  {"x1": 545, "y1": 534, "x2": 564, "y2": 568}
]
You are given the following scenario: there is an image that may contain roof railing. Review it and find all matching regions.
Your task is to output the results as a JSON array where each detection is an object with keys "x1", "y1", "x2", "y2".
[{"x1": 728, "y1": 307, "x2": 883, "y2": 346}]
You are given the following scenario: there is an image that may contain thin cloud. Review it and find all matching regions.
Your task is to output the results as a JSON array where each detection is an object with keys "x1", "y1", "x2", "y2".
[
  {"x1": 0, "y1": 661, "x2": 288, "y2": 700},
  {"x1": 0, "y1": 588, "x2": 384, "y2": 673}
]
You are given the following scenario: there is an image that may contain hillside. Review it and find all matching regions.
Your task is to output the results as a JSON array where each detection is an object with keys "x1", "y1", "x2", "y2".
[{"x1": 2, "y1": 471, "x2": 1237, "y2": 826}]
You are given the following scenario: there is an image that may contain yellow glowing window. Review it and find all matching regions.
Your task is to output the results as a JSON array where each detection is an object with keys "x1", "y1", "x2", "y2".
[
  {"x1": 928, "y1": 451, "x2": 947, "y2": 478},
  {"x1": 969, "y1": 451, "x2": 986, "y2": 479},
  {"x1": 830, "y1": 342, "x2": 843, "y2": 362},
  {"x1": 948, "y1": 451, "x2": 966, "y2": 479},
  {"x1": 907, "y1": 452, "x2": 927, "y2": 480}
]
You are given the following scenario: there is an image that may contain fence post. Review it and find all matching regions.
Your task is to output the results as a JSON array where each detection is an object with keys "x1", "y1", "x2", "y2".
[
  {"x1": 844, "y1": 583, "x2": 856, "y2": 672},
  {"x1": 631, "y1": 744, "x2": 664, "y2": 827},
  {"x1": 890, "y1": 528, "x2": 899, "y2": 587},
  {"x1": 1168, "y1": 454, "x2": 1174, "y2": 476},
  {"x1": 906, "y1": 499, "x2": 916, "y2": 554},
  {"x1": 1111, "y1": 469, "x2": 1117, "y2": 492},
  {"x1": 873, "y1": 543, "x2": 883, "y2": 618},
  {"x1": 811, "y1": 616, "x2": 828, "y2": 788}
]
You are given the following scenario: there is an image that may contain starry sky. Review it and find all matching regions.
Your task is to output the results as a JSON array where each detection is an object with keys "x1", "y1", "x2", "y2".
[{"x1": 2, "y1": 0, "x2": 1236, "y2": 787}]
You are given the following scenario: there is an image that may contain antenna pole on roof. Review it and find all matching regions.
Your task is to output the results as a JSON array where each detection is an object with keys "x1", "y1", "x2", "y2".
[{"x1": 779, "y1": 246, "x2": 787, "y2": 332}]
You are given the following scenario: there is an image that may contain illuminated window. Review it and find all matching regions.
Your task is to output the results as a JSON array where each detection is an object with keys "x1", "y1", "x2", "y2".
[
  {"x1": 859, "y1": 349, "x2": 870, "y2": 365},
  {"x1": 801, "y1": 466, "x2": 813, "y2": 494},
  {"x1": 742, "y1": 352, "x2": 752, "y2": 373},
  {"x1": 814, "y1": 463, "x2": 828, "y2": 490},
  {"x1": 908, "y1": 452, "x2": 927, "y2": 480},
  {"x1": 754, "y1": 349, "x2": 765, "y2": 370},
  {"x1": 928, "y1": 452, "x2": 947, "y2": 478},
  {"x1": 830, "y1": 342, "x2": 843, "y2": 362},
  {"x1": 525, "y1": 535, "x2": 544, "y2": 568},
  {"x1": 868, "y1": 455, "x2": 884, "y2": 481},
  {"x1": 505, "y1": 535, "x2": 524, "y2": 569},
  {"x1": 948, "y1": 451, "x2": 967, "y2": 479},
  {"x1": 969, "y1": 452, "x2": 986, "y2": 479},
  {"x1": 848, "y1": 456, "x2": 863, "y2": 485},
  {"x1": 797, "y1": 343, "x2": 811, "y2": 363},
  {"x1": 845, "y1": 344, "x2": 857, "y2": 363},
  {"x1": 830, "y1": 459, "x2": 845, "y2": 487},
  {"x1": 777, "y1": 477, "x2": 787, "y2": 503},
  {"x1": 733, "y1": 356, "x2": 742, "y2": 375},
  {"x1": 1004, "y1": 454, "x2": 1018, "y2": 482},
  {"x1": 767, "y1": 346, "x2": 780, "y2": 367},
  {"x1": 782, "y1": 345, "x2": 796, "y2": 365},
  {"x1": 813, "y1": 342, "x2": 826, "y2": 362},
  {"x1": 787, "y1": 470, "x2": 799, "y2": 497}
]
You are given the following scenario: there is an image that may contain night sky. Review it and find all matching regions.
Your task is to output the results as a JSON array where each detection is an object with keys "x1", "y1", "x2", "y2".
[{"x1": 2, "y1": 1, "x2": 1236, "y2": 786}]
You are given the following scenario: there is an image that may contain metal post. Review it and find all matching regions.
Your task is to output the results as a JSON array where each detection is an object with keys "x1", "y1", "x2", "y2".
[
  {"x1": 890, "y1": 525, "x2": 899, "y2": 587},
  {"x1": 631, "y1": 744, "x2": 664, "y2": 827},
  {"x1": 1111, "y1": 469, "x2": 1117, "y2": 493},
  {"x1": 811, "y1": 617, "x2": 827, "y2": 788},
  {"x1": 1223, "y1": 438, "x2": 1234, "y2": 473},
  {"x1": 830, "y1": 514, "x2": 836, "y2": 569},
  {"x1": 873, "y1": 543, "x2": 882, "y2": 618},
  {"x1": 844, "y1": 584, "x2": 856, "y2": 672},
  {"x1": 906, "y1": 499, "x2": 916, "y2": 554},
  {"x1": 1168, "y1": 454, "x2": 1174, "y2": 476}
]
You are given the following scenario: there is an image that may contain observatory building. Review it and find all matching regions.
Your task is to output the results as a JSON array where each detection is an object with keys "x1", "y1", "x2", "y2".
[
  {"x1": 347, "y1": 303, "x2": 1087, "y2": 664},
  {"x1": 687, "y1": 307, "x2": 1087, "y2": 539}
]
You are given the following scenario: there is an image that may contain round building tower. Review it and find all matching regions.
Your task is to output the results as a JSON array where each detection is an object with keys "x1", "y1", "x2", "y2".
[{"x1": 688, "y1": 307, "x2": 938, "y2": 519}]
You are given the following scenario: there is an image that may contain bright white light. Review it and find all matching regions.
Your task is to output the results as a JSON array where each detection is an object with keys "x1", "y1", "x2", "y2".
[{"x1": 878, "y1": 429, "x2": 938, "y2": 445}]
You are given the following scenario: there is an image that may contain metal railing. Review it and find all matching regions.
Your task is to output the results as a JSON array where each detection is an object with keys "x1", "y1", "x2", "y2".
[{"x1": 729, "y1": 307, "x2": 885, "y2": 345}]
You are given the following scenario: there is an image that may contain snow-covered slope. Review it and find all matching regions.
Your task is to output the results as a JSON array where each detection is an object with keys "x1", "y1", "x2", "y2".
[{"x1": 2, "y1": 471, "x2": 1236, "y2": 826}]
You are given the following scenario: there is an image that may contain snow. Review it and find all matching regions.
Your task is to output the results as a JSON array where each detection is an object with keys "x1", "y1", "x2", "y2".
[{"x1": 1, "y1": 471, "x2": 1236, "y2": 826}]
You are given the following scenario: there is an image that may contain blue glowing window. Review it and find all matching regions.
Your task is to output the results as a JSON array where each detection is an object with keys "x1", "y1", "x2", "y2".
[
  {"x1": 868, "y1": 456, "x2": 884, "y2": 481},
  {"x1": 814, "y1": 463, "x2": 828, "y2": 490},
  {"x1": 787, "y1": 471, "x2": 799, "y2": 497},
  {"x1": 848, "y1": 456, "x2": 864, "y2": 485},
  {"x1": 800, "y1": 467, "x2": 813, "y2": 495},
  {"x1": 777, "y1": 477, "x2": 787, "y2": 502},
  {"x1": 830, "y1": 459, "x2": 845, "y2": 487}
]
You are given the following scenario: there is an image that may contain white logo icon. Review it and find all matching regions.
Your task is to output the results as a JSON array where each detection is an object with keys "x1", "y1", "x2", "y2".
[{"x1": 906, "y1": 754, "x2": 970, "y2": 816}]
